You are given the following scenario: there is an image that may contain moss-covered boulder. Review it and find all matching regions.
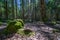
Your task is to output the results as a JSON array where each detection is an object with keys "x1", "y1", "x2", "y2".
[{"x1": 3, "y1": 19, "x2": 24, "y2": 35}]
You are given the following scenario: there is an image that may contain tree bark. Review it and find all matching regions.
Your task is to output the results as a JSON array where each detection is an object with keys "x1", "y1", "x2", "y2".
[
  {"x1": 21, "y1": 0, "x2": 24, "y2": 20},
  {"x1": 40, "y1": 0, "x2": 46, "y2": 21},
  {"x1": 4, "y1": 0, "x2": 8, "y2": 20},
  {"x1": 12, "y1": 0, "x2": 15, "y2": 19},
  {"x1": 15, "y1": 0, "x2": 17, "y2": 19},
  {"x1": 0, "y1": 3, "x2": 2, "y2": 20}
]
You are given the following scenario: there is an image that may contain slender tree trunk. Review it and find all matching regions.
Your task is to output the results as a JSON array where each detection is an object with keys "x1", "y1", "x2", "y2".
[
  {"x1": 12, "y1": 0, "x2": 15, "y2": 19},
  {"x1": 21, "y1": 0, "x2": 24, "y2": 20},
  {"x1": 31, "y1": 0, "x2": 35, "y2": 22},
  {"x1": 55, "y1": 9, "x2": 59, "y2": 21},
  {"x1": 15, "y1": 0, "x2": 17, "y2": 19},
  {"x1": 40, "y1": 0, "x2": 46, "y2": 21},
  {"x1": 0, "y1": 3, "x2": 2, "y2": 20},
  {"x1": 4, "y1": 0, "x2": 8, "y2": 20},
  {"x1": 35, "y1": 0, "x2": 37, "y2": 21},
  {"x1": 0, "y1": 11, "x2": 2, "y2": 20}
]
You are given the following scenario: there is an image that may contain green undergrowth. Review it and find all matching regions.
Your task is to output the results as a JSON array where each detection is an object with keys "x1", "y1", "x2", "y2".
[
  {"x1": 51, "y1": 21, "x2": 57, "y2": 25},
  {"x1": 52, "y1": 29, "x2": 60, "y2": 33},
  {"x1": 17, "y1": 29, "x2": 35, "y2": 36}
]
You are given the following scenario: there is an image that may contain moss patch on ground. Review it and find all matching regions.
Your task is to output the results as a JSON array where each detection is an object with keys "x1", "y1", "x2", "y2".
[{"x1": 17, "y1": 29, "x2": 35, "y2": 36}]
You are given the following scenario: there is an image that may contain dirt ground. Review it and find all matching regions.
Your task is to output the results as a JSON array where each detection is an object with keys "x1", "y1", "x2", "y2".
[{"x1": 0, "y1": 22, "x2": 60, "y2": 40}]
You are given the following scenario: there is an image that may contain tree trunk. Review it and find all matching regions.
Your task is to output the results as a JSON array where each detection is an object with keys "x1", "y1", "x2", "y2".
[
  {"x1": 0, "y1": 3, "x2": 2, "y2": 21},
  {"x1": 4, "y1": 0, "x2": 8, "y2": 20},
  {"x1": 40, "y1": 0, "x2": 46, "y2": 21},
  {"x1": 15, "y1": 0, "x2": 17, "y2": 19},
  {"x1": 12, "y1": 0, "x2": 15, "y2": 19},
  {"x1": 21, "y1": 0, "x2": 24, "y2": 20}
]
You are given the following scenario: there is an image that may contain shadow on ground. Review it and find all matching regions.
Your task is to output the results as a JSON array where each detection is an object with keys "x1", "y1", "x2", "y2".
[
  {"x1": 0, "y1": 28, "x2": 16, "y2": 40},
  {"x1": 0, "y1": 22, "x2": 59, "y2": 40},
  {"x1": 44, "y1": 22, "x2": 60, "y2": 31}
]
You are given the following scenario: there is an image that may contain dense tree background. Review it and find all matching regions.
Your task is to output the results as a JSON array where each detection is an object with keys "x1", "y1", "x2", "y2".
[{"x1": 0, "y1": 0, "x2": 60, "y2": 22}]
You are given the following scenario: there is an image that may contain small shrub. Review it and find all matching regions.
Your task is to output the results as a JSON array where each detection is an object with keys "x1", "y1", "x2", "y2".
[{"x1": 3, "y1": 19, "x2": 24, "y2": 35}]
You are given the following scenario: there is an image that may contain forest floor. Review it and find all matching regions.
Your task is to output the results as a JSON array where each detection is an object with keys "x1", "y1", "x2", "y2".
[{"x1": 0, "y1": 22, "x2": 60, "y2": 40}]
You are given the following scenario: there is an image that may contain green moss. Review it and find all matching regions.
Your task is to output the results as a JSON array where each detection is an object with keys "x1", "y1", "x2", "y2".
[
  {"x1": 17, "y1": 29, "x2": 35, "y2": 36},
  {"x1": 14, "y1": 19, "x2": 24, "y2": 26},
  {"x1": 3, "y1": 19, "x2": 24, "y2": 35}
]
